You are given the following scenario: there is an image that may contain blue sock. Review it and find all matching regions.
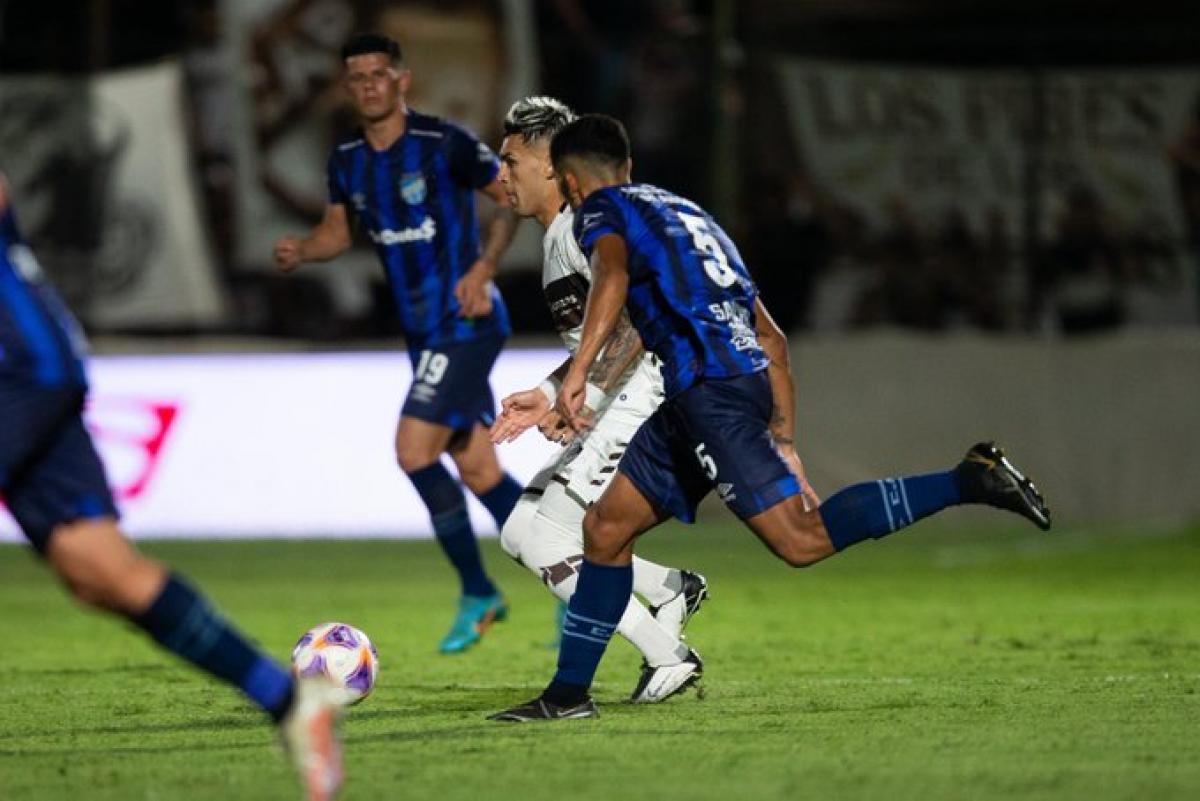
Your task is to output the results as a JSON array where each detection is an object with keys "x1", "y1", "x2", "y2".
[
  {"x1": 408, "y1": 462, "x2": 496, "y2": 598},
  {"x1": 475, "y1": 473, "x2": 522, "y2": 528},
  {"x1": 544, "y1": 560, "x2": 632, "y2": 705},
  {"x1": 133, "y1": 575, "x2": 293, "y2": 720},
  {"x1": 820, "y1": 471, "x2": 962, "y2": 551}
]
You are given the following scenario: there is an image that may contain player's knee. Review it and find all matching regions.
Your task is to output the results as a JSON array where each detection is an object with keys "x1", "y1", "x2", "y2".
[
  {"x1": 776, "y1": 544, "x2": 823, "y2": 568},
  {"x1": 775, "y1": 528, "x2": 832, "y2": 568},
  {"x1": 499, "y1": 498, "x2": 538, "y2": 560},
  {"x1": 55, "y1": 553, "x2": 134, "y2": 611},
  {"x1": 48, "y1": 521, "x2": 164, "y2": 613},
  {"x1": 395, "y1": 442, "x2": 436, "y2": 474},
  {"x1": 498, "y1": 517, "x2": 525, "y2": 560},
  {"x1": 456, "y1": 461, "x2": 501, "y2": 496},
  {"x1": 56, "y1": 569, "x2": 104, "y2": 608},
  {"x1": 581, "y1": 506, "x2": 625, "y2": 563}
]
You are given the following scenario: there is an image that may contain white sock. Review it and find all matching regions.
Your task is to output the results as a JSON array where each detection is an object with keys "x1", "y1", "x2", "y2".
[
  {"x1": 516, "y1": 511, "x2": 686, "y2": 666},
  {"x1": 616, "y1": 598, "x2": 691, "y2": 667},
  {"x1": 631, "y1": 556, "x2": 682, "y2": 606}
]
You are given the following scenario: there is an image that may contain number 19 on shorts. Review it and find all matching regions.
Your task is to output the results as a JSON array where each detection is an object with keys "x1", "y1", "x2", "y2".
[{"x1": 414, "y1": 350, "x2": 449, "y2": 385}]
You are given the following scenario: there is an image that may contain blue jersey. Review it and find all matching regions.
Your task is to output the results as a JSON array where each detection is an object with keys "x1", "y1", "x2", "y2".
[
  {"x1": 575, "y1": 183, "x2": 768, "y2": 397},
  {"x1": 326, "y1": 109, "x2": 510, "y2": 347},
  {"x1": 0, "y1": 203, "x2": 87, "y2": 387}
]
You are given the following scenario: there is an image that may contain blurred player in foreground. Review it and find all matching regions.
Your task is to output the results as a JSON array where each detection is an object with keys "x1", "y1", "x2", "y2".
[
  {"x1": 275, "y1": 34, "x2": 522, "y2": 653},
  {"x1": 491, "y1": 96, "x2": 706, "y2": 703},
  {"x1": 490, "y1": 115, "x2": 1051, "y2": 721},
  {"x1": 0, "y1": 176, "x2": 344, "y2": 798}
]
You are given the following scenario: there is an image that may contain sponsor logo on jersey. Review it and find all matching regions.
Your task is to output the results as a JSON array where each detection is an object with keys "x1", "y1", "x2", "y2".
[
  {"x1": 7, "y1": 243, "x2": 44, "y2": 283},
  {"x1": 369, "y1": 216, "x2": 437, "y2": 246},
  {"x1": 399, "y1": 172, "x2": 427, "y2": 205},
  {"x1": 543, "y1": 273, "x2": 590, "y2": 331}
]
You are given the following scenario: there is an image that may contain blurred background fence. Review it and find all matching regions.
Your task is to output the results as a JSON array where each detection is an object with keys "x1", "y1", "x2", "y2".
[
  {"x1": 1, "y1": 1, "x2": 1197, "y2": 537},
  {"x1": 3, "y1": 0, "x2": 1198, "y2": 338}
]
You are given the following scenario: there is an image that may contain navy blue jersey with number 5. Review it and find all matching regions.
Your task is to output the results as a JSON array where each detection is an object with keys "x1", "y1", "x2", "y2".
[
  {"x1": 326, "y1": 109, "x2": 511, "y2": 347},
  {"x1": 0, "y1": 202, "x2": 87, "y2": 387},
  {"x1": 574, "y1": 183, "x2": 768, "y2": 397}
]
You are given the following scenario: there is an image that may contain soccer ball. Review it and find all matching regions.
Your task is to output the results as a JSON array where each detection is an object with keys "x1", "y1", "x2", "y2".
[{"x1": 291, "y1": 622, "x2": 379, "y2": 706}]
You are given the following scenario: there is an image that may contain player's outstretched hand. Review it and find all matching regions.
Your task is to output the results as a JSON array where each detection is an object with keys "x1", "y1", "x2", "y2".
[
  {"x1": 490, "y1": 388, "x2": 551, "y2": 443},
  {"x1": 455, "y1": 262, "x2": 495, "y2": 318},
  {"x1": 274, "y1": 236, "x2": 304, "y2": 273}
]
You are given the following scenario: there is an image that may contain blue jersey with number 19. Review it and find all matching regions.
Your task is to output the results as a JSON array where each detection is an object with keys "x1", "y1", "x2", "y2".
[{"x1": 574, "y1": 183, "x2": 767, "y2": 398}]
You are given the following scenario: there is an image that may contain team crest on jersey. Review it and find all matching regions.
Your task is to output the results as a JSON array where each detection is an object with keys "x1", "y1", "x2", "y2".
[
  {"x1": 399, "y1": 172, "x2": 427, "y2": 205},
  {"x1": 351, "y1": 192, "x2": 366, "y2": 211},
  {"x1": 8, "y1": 243, "x2": 45, "y2": 283}
]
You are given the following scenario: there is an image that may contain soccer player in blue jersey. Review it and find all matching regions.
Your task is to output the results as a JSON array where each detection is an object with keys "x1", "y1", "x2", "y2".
[
  {"x1": 0, "y1": 175, "x2": 345, "y2": 798},
  {"x1": 274, "y1": 34, "x2": 524, "y2": 653},
  {"x1": 491, "y1": 96, "x2": 707, "y2": 703},
  {"x1": 490, "y1": 115, "x2": 1052, "y2": 721}
]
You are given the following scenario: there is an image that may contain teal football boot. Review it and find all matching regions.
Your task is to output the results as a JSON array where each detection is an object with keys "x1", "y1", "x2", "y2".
[{"x1": 439, "y1": 593, "x2": 508, "y2": 653}]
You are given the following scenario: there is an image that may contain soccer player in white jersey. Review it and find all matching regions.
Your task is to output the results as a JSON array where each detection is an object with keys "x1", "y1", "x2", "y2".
[{"x1": 490, "y1": 96, "x2": 705, "y2": 703}]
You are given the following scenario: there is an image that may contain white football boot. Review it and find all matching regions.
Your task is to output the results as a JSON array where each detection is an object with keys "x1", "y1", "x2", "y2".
[
  {"x1": 280, "y1": 675, "x2": 345, "y2": 801},
  {"x1": 630, "y1": 648, "x2": 704, "y2": 703}
]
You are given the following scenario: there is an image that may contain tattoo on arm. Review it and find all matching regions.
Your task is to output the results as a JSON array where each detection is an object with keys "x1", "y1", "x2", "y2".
[{"x1": 586, "y1": 311, "x2": 644, "y2": 393}]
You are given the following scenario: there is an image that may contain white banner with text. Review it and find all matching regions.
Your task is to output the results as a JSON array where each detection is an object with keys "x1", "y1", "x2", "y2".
[{"x1": 1, "y1": 349, "x2": 562, "y2": 541}]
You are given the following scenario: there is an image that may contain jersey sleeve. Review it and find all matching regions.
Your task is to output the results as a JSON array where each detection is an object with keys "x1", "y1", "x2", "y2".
[
  {"x1": 326, "y1": 151, "x2": 348, "y2": 206},
  {"x1": 444, "y1": 122, "x2": 500, "y2": 189},
  {"x1": 574, "y1": 191, "x2": 625, "y2": 258}
]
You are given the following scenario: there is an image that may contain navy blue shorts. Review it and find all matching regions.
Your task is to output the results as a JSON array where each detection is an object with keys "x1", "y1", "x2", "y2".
[
  {"x1": 401, "y1": 335, "x2": 504, "y2": 432},
  {"x1": 618, "y1": 371, "x2": 801, "y2": 523},
  {"x1": 0, "y1": 381, "x2": 118, "y2": 553}
]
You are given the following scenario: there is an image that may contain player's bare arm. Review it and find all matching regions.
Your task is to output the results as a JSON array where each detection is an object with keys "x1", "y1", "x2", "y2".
[
  {"x1": 274, "y1": 203, "x2": 352, "y2": 273},
  {"x1": 491, "y1": 308, "x2": 642, "y2": 445},
  {"x1": 565, "y1": 309, "x2": 645, "y2": 433},
  {"x1": 456, "y1": 178, "x2": 520, "y2": 317},
  {"x1": 558, "y1": 233, "x2": 630, "y2": 426},
  {"x1": 586, "y1": 310, "x2": 643, "y2": 395},
  {"x1": 754, "y1": 297, "x2": 795, "y2": 446},
  {"x1": 755, "y1": 296, "x2": 819, "y2": 507}
]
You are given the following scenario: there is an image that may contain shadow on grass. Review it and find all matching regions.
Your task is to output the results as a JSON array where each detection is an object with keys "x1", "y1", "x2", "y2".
[
  {"x1": 0, "y1": 737, "x2": 269, "y2": 758},
  {"x1": 5, "y1": 680, "x2": 935, "y2": 758},
  {"x1": 14, "y1": 663, "x2": 172, "y2": 678}
]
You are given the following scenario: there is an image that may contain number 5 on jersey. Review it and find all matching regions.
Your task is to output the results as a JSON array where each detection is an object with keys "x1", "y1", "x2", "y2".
[{"x1": 678, "y1": 211, "x2": 736, "y2": 288}]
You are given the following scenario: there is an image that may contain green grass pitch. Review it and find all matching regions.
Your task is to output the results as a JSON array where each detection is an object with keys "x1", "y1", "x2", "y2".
[{"x1": 1, "y1": 518, "x2": 1197, "y2": 801}]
